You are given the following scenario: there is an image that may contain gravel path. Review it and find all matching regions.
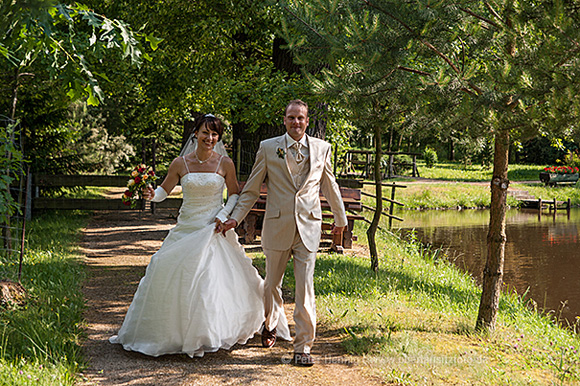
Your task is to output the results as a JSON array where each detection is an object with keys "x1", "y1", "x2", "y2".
[{"x1": 78, "y1": 209, "x2": 385, "y2": 386}]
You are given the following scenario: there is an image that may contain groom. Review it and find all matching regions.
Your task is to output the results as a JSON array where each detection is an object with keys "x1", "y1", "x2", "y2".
[{"x1": 222, "y1": 99, "x2": 347, "y2": 366}]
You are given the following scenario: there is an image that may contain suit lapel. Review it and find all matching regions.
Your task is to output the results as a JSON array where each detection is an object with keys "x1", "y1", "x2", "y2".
[
  {"x1": 275, "y1": 135, "x2": 294, "y2": 185},
  {"x1": 296, "y1": 135, "x2": 316, "y2": 192}
]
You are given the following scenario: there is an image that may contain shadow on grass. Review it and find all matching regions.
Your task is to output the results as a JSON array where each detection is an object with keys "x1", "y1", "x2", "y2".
[{"x1": 313, "y1": 255, "x2": 477, "y2": 309}]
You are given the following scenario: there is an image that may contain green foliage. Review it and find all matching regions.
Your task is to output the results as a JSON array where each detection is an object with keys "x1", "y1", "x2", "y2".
[
  {"x1": 519, "y1": 137, "x2": 576, "y2": 166},
  {"x1": 66, "y1": 103, "x2": 135, "y2": 174},
  {"x1": 562, "y1": 150, "x2": 580, "y2": 169},
  {"x1": 326, "y1": 113, "x2": 355, "y2": 165},
  {"x1": 1, "y1": 1, "x2": 153, "y2": 106},
  {"x1": 0, "y1": 211, "x2": 89, "y2": 385},
  {"x1": 422, "y1": 147, "x2": 438, "y2": 168},
  {"x1": 0, "y1": 122, "x2": 24, "y2": 224}
]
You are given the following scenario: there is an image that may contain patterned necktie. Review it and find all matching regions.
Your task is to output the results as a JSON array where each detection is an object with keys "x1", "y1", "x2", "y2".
[{"x1": 293, "y1": 142, "x2": 305, "y2": 164}]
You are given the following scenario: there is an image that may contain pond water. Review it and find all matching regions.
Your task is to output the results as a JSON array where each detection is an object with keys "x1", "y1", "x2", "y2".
[{"x1": 394, "y1": 208, "x2": 580, "y2": 325}]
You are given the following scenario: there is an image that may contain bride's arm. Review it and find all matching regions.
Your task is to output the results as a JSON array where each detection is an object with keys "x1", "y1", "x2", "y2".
[
  {"x1": 215, "y1": 157, "x2": 240, "y2": 226},
  {"x1": 221, "y1": 157, "x2": 240, "y2": 196},
  {"x1": 143, "y1": 157, "x2": 183, "y2": 201}
]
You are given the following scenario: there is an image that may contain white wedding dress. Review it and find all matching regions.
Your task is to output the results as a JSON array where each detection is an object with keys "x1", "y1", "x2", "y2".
[{"x1": 109, "y1": 168, "x2": 290, "y2": 357}]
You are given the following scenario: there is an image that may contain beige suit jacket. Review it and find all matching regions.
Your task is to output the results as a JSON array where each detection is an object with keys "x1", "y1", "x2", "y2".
[{"x1": 231, "y1": 134, "x2": 348, "y2": 252}]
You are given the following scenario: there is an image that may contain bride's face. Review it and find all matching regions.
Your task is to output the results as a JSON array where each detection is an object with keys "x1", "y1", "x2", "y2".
[{"x1": 196, "y1": 124, "x2": 219, "y2": 151}]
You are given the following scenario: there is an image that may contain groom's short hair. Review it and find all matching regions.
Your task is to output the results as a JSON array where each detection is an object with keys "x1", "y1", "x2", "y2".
[{"x1": 285, "y1": 99, "x2": 309, "y2": 117}]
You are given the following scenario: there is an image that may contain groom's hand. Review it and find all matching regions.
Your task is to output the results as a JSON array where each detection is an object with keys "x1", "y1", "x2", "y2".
[
  {"x1": 331, "y1": 224, "x2": 345, "y2": 234},
  {"x1": 221, "y1": 219, "x2": 238, "y2": 234}
]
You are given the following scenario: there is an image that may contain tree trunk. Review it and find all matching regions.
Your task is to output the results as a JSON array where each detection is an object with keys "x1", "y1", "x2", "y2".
[
  {"x1": 232, "y1": 121, "x2": 284, "y2": 178},
  {"x1": 307, "y1": 102, "x2": 328, "y2": 140},
  {"x1": 367, "y1": 124, "x2": 383, "y2": 272},
  {"x1": 232, "y1": 37, "x2": 327, "y2": 177},
  {"x1": 476, "y1": 128, "x2": 510, "y2": 332}
]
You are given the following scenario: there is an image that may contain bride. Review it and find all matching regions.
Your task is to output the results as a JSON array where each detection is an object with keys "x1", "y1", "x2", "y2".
[{"x1": 109, "y1": 114, "x2": 290, "y2": 357}]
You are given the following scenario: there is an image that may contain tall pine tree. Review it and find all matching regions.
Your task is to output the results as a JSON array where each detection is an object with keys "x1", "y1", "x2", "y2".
[{"x1": 279, "y1": 0, "x2": 580, "y2": 332}]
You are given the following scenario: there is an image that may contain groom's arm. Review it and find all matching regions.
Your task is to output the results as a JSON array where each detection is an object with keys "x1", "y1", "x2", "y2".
[
  {"x1": 320, "y1": 144, "x2": 348, "y2": 229},
  {"x1": 228, "y1": 144, "x2": 268, "y2": 227}
]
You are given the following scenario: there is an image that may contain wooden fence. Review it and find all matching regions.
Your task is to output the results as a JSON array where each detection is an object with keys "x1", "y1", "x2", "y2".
[
  {"x1": 338, "y1": 150, "x2": 420, "y2": 179},
  {"x1": 32, "y1": 174, "x2": 183, "y2": 212},
  {"x1": 359, "y1": 181, "x2": 407, "y2": 229}
]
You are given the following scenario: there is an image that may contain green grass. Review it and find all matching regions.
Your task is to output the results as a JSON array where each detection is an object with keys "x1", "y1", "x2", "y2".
[
  {"x1": 0, "y1": 211, "x2": 89, "y2": 386},
  {"x1": 417, "y1": 162, "x2": 543, "y2": 182},
  {"x1": 251, "y1": 221, "x2": 580, "y2": 385},
  {"x1": 513, "y1": 182, "x2": 580, "y2": 205},
  {"x1": 4, "y1": 161, "x2": 578, "y2": 385},
  {"x1": 375, "y1": 183, "x2": 520, "y2": 210},
  {"x1": 41, "y1": 186, "x2": 110, "y2": 199},
  {"x1": 367, "y1": 162, "x2": 580, "y2": 209},
  {"x1": 378, "y1": 181, "x2": 580, "y2": 210}
]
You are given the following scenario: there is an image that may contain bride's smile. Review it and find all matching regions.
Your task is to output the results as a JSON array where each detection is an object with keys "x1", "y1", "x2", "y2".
[{"x1": 196, "y1": 124, "x2": 219, "y2": 152}]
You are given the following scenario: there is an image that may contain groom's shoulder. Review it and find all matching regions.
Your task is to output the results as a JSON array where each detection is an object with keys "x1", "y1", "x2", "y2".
[
  {"x1": 308, "y1": 136, "x2": 331, "y2": 149},
  {"x1": 260, "y1": 135, "x2": 284, "y2": 147}
]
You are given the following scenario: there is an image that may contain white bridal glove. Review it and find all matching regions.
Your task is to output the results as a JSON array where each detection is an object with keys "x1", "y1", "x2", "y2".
[
  {"x1": 150, "y1": 186, "x2": 168, "y2": 202},
  {"x1": 215, "y1": 194, "x2": 239, "y2": 223}
]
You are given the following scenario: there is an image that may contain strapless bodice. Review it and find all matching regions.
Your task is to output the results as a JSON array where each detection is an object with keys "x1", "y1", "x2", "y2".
[{"x1": 173, "y1": 173, "x2": 225, "y2": 230}]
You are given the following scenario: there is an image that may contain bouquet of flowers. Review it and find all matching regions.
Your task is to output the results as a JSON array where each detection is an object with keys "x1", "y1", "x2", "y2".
[
  {"x1": 122, "y1": 164, "x2": 158, "y2": 208},
  {"x1": 543, "y1": 166, "x2": 580, "y2": 174}
]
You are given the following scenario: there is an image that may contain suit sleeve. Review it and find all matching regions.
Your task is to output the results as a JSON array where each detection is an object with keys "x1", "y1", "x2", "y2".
[
  {"x1": 230, "y1": 143, "x2": 267, "y2": 225},
  {"x1": 320, "y1": 145, "x2": 348, "y2": 228}
]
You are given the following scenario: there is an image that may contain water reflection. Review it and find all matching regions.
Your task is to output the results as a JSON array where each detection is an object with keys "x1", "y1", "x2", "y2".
[{"x1": 395, "y1": 208, "x2": 580, "y2": 324}]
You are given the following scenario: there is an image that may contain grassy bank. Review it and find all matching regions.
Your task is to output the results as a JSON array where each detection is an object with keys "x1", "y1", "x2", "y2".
[
  {"x1": 0, "y1": 211, "x2": 89, "y2": 386},
  {"x1": 416, "y1": 162, "x2": 541, "y2": 182},
  {"x1": 373, "y1": 162, "x2": 580, "y2": 209},
  {"x1": 252, "y1": 221, "x2": 580, "y2": 385}
]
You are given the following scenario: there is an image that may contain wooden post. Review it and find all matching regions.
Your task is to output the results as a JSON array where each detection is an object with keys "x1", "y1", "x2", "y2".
[
  {"x1": 25, "y1": 171, "x2": 32, "y2": 221},
  {"x1": 18, "y1": 166, "x2": 30, "y2": 282},
  {"x1": 388, "y1": 154, "x2": 394, "y2": 179},
  {"x1": 141, "y1": 139, "x2": 146, "y2": 212},
  {"x1": 553, "y1": 198, "x2": 557, "y2": 212},
  {"x1": 236, "y1": 139, "x2": 241, "y2": 177},
  {"x1": 333, "y1": 144, "x2": 338, "y2": 176},
  {"x1": 389, "y1": 184, "x2": 396, "y2": 228},
  {"x1": 567, "y1": 198, "x2": 571, "y2": 219},
  {"x1": 151, "y1": 139, "x2": 157, "y2": 214}
]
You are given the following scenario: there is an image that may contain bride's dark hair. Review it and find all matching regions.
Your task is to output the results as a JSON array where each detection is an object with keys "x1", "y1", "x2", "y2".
[{"x1": 194, "y1": 114, "x2": 224, "y2": 141}]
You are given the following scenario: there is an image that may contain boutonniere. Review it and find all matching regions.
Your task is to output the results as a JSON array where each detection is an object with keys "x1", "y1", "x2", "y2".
[{"x1": 276, "y1": 147, "x2": 286, "y2": 159}]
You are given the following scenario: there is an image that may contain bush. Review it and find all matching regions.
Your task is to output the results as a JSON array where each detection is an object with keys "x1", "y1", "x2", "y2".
[
  {"x1": 422, "y1": 147, "x2": 438, "y2": 168},
  {"x1": 562, "y1": 150, "x2": 580, "y2": 169}
]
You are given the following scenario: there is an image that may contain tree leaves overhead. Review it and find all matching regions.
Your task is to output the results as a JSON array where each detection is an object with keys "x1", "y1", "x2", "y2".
[
  {"x1": 83, "y1": 0, "x2": 309, "y2": 137},
  {"x1": 1, "y1": 0, "x2": 153, "y2": 107}
]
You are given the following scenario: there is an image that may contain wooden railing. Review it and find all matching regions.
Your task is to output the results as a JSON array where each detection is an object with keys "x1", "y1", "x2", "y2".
[
  {"x1": 338, "y1": 150, "x2": 420, "y2": 179},
  {"x1": 359, "y1": 181, "x2": 407, "y2": 228}
]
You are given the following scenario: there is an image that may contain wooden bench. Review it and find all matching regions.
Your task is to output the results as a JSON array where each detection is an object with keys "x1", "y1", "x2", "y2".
[{"x1": 235, "y1": 182, "x2": 364, "y2": 253}]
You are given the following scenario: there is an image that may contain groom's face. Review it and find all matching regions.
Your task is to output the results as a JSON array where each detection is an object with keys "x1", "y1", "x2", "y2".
[{"x1": 284, "y1": 104, "x2": 309, "y2": 141}]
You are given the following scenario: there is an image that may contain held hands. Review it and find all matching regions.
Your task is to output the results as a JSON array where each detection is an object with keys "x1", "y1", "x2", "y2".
[{"x1": 215, "y1": 219, "x2": 238, "y2": 235}]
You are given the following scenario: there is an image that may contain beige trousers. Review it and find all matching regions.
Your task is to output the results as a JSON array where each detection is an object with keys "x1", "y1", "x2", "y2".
[{"x1": 263, "y1": 232, "x2": 317, "y2": 354}]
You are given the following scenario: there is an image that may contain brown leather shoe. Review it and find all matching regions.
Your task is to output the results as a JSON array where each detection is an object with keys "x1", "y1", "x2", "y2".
[
  {"x1": 261, "y1": 325, "x2": 277, "y2": 348},
  {"x1": 293, "y1": 353, "x2": 314, "y2": 367}
]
